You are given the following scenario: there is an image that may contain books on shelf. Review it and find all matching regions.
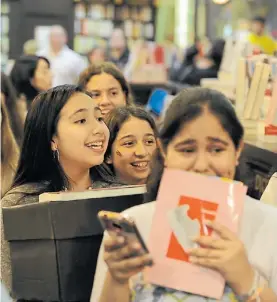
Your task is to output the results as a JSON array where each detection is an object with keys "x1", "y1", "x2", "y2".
[{"x1": 145, "y1": 169, "x2": 247, "y2": 300}]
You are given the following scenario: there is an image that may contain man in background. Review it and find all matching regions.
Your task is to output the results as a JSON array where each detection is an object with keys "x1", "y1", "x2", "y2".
[
  {"x1": 248, "y1": 16, "x2": 276, "y2": 55},
  {"x1": 37, "y1": 25, "x2": 87, "y2": 87}
]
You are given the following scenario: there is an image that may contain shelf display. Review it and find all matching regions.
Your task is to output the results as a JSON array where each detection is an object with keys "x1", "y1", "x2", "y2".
[
  {"x1": 1, "y1": 1, "x2": 10, "y2": 71},
  {"x1": 73, "y1": 0, "x2": 156, "y2": 55}
]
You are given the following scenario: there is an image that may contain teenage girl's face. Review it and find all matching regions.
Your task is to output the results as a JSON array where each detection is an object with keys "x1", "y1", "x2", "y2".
[
  {"x1": 52, "y1": 92, "x2": 109, "y2": 169},
  {"x1": 86, "y1": 72, "x2": 127, "y2": 117},
  {"x1": 32, "y1": 59, "x2": 52, "y2": 91},
  {"x1": 163, "y1": 109, "x2": 243, "y2": 180},
  {"x1": 109, "y1": 117, "x2": 157, "y2": 185}
]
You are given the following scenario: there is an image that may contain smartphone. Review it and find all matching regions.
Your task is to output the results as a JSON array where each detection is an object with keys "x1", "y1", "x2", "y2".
[{"x1": 98, "y1": 210, "x2": 149, "y2": 257}]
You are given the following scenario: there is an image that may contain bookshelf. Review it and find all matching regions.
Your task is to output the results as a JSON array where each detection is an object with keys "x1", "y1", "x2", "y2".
[
  {"x1": 73, "y1": 0, "x2": 157, "y2": 56},
  {"x1": 1, "y1": 1, "x2": 10, "y2": 71}
]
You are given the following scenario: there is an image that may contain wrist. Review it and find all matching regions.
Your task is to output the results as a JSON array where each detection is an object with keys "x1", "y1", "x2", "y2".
[
  {"x1": 107, "y1": 271, "x2": 130, "y2": 287},
  {"x1": 230, "y1": 266, "x2": 255, "y2": 296}
]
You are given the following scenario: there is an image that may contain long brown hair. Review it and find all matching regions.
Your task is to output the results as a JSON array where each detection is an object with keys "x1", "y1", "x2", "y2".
[{"x1": 1, "y1": 95, "x2": 19, "y2": 197}]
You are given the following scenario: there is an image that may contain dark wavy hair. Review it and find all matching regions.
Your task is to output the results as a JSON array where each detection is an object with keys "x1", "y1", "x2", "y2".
[
  {"x1": 78, "y1": 62, "x2": 134, "y2": 106},
  {"x1": 96, "y1": 106, "x2": 158, "y2": 184},
  {"x1": 145, "y1": 87, "x2": 244, "y2": 202},
  {"x1": 10, "y1": 55, "x2": 50, "y2": 105},
  {"x1": 1, "y1": 72, "x2": 24, "y2": 145},
  {"x1": 12, "y1": 85, "x2": 101, "y2": 191}
]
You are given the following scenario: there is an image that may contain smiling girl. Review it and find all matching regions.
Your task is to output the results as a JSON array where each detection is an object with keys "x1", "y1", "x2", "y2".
[
  {"x1": 78, "y1": 62, "x2": 133, "y2": 117},
  {"x1": 1, "y1": 85, "x2": 111, "y2": 295},
  {"x1": 91, "y1": 88, "x2": 277, "y2": 302},
  {"x1": 97, "y1": 106, "x2": 158, "y2": 186}
]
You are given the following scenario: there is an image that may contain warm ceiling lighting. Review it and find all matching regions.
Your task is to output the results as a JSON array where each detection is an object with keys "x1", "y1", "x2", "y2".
[{"x1": 212, "y1": 0, "x2": 230, "y2": 4}]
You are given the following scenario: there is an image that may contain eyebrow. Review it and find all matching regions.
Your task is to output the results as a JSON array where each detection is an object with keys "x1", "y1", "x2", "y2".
[
  {"x1": 207, "y1": 137, "x2": 229, "y2": 146},
  {"x1": 119, "y1": 133, "x2": 155, "y2": 141},
  {"x1": 175, "y1": 139, "x2": 196, "y2": 147},
  {"x1": 70, "y1": 108, "x2": 88, "y2": 118},
  {"x1": 69, "y1": 107, "x2": 101, "y2": 118},
  {"x1": 90, "y1": 87, "x2": 119, "y2": 92}
]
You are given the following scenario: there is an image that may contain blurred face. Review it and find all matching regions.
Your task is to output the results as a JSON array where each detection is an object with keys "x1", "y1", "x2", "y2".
[
  {"x1": 89, "y1": 48, "x2": 105, "y2": 64},
  {"x1": 32, "y1": 59, "x2": 52, "y2": 91},
  {"x1": 162, "y1": 109, "x2": 243, "y2": 180},
  {"x1": 110, "y1": 29, "x2": 126, "y2": 50},
  {"x1": 49, "y1": 28, "x2": 67, "y2": 51},
  {"x1": 86, "y1": 72, "x2": 127, "y2": 117},
  {"x1": 251, "y1": 21, "x2": 264, "y2": 35},
  {"x1": 109, "y1": 117, "x2": 157, "y2": 185},
  {"x1": 52, "y1": 93, "x2": 109, "y2": 170}
]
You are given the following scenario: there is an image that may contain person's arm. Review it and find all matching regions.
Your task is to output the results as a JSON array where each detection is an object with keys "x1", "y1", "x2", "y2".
[{"x1": 99, "y1": 272, "x2": 130, "y2": 302}]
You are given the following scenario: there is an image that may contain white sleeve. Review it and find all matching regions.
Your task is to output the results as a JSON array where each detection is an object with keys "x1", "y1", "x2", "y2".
[{"x1": 90, "y1": 235, "x2": 108, "y2": 302}]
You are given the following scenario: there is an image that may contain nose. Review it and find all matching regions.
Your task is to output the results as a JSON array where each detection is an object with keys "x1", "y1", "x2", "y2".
[
  {"x1": 192, "y1": 152, "x2": 210, "y2": 174},
  {"x1": 98, "y1": 92, "x2": 112, "y2": 107},
  {"x1": 134, "y1": 142, "x2": 148, "y2": 157}
]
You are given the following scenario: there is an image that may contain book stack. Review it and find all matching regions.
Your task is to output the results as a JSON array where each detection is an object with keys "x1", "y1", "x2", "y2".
[
  {"x1": 145, "y1": 169, "x2": 247, "y2": 300},
  {"x1": 240, "y1": 61, "x2": 271, "y2": 138},
  {"x1": 258, "y1": 79, "x2": 277, "y2": 143}
]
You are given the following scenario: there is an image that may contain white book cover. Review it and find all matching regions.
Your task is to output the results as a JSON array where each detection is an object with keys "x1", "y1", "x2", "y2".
[
  {"x1": 235, "y1": 58, "x2": 247, "y2": 117},
  {"x1": 39, "y1": 185, "x2": 146, "y2": 203},
  {"x1": 243, "y1": 62, "x2": 264, "y2": 119},
  {"x1": 251, "y1": 64, "x2": 271, "y2": 120}
]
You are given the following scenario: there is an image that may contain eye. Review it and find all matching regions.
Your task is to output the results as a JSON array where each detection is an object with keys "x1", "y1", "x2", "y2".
[
  {"x1": 177, "y1": 147, "x2": 196, "y2": 154},
  {"x1": 145, "y1": 139, "x2": 155, "y2": 145},
  {"x1": 75, "y1": 119, "x2": 87, "y2": 124},
  {"x1": 97, "y1": 117, "x2": 104, "y2": 122},
  {"x1": 210, "y1": 147, "x2": 224, "y2": 154},
  {"x1": 123, "y1": 141, "x2": 134, "y2": 147},
  {"x1": 91, "y1": 93, "x2": 100, "y2": 98}
]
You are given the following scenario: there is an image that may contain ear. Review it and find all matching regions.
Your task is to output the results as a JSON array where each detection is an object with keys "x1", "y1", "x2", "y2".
[
  {"x1": 51, "y1": 138, "x2": 58, "y2": 152},
  {"x1": 105, "y1": 155, "x2": 112, "y2": 164},
  {"x1": 235, "y1": 140, "x2": 244, "y2": 166}
]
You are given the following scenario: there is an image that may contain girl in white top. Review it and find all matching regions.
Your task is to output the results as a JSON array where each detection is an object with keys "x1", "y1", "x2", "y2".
[{"x1": 91, "y1": 87, "x2": 277, "y2": 302}]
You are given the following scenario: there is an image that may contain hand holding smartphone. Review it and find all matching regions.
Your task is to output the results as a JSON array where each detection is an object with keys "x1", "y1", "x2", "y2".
[{"x1": 98, "y1": 210, "x2": 151, "y2": 259}]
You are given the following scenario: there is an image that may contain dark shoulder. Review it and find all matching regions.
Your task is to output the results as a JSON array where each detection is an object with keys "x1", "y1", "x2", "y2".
[{"x1": 1, "y1": 182, "x2": 49, "y2": 207}]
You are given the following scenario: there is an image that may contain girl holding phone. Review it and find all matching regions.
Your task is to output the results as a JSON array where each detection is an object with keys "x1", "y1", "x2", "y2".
[{"x1": 91, "y1": 88, "x2": 277, "y2": 302}]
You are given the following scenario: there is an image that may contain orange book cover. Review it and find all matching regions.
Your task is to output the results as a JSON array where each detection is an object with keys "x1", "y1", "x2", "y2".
[{"x1": 145, "y1": 169, "x2": 247, "y2": 300}]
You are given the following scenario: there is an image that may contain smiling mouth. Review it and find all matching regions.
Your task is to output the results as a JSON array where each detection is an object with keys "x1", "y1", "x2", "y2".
[
  {"x1": 130, "y1": 161, "x2": 149, "y2": 169},
  {"x1": 85, "y1": 141, "x2": 104, "y2": 151}
]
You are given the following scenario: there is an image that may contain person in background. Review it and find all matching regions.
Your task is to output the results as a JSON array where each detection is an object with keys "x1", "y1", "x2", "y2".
[
  {"x1": 78, "y1": 62, "x2": 134, "y2": 117},
  {"x1": 97, "y1": 106, "x2": 158, "y2": 185},
  {"x1": 1, "y1": 73, "x2": 25, "y2": 145},
  {"x1": 0, "y1": 84, "x2": 114, "y2": 296},
  {"x1": 1, "y1": 95, "x2": 19, "y2": 198},
  {"x1": 38, "y1": 25, "x2": 87, "y2": 86},
  {"x1": 107, "y1": 28, "x2": 130, "y2": 71},
  {"x1": 91, "y1": 88, "x2": 277, "y2": 302},
  {"x1": 23, "y1": 39, "x2": 38, "y2": 55},
  {"x1": 248, "y1": 16, "x2": 276, "y2": 55},
  {"x1": 87, "y1": 47, "x2": 106, "y2": 65},
  {"x1": 10, "y1": 55, "x2": 52, "y2": 108}
]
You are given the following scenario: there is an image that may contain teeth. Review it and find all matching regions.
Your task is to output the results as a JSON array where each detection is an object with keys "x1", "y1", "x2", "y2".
[
  {"x1": 86, "y1": 141, "x2": 103, "y2": 149},
  {"x1": 132, "y1": 162, "x2": 148, "y2": 168}
]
